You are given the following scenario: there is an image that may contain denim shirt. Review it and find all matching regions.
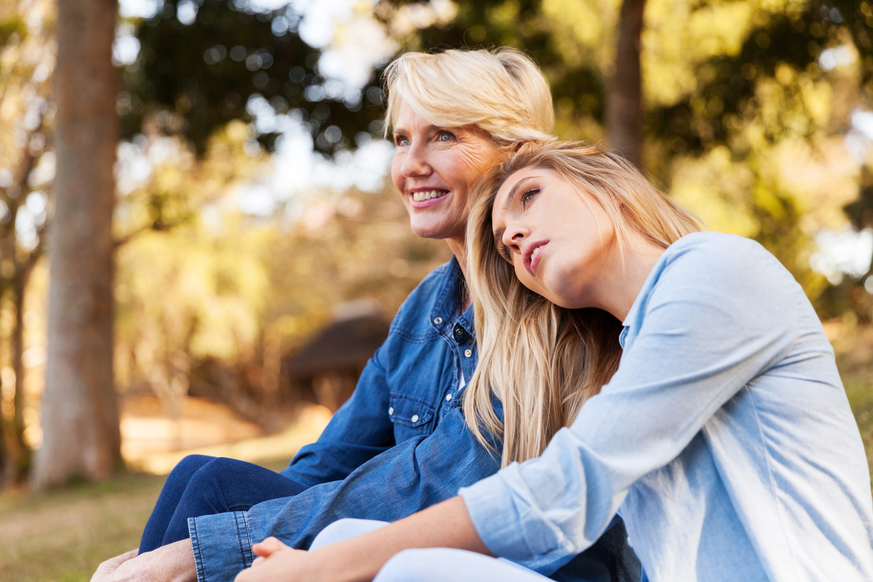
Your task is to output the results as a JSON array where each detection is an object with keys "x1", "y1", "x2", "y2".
[
  {"x1": 188, "y1": 258, "x2": 639, "y2": 582},
  {"x1": 461, "y1": 233, "x2": 873, "y2": 581}
]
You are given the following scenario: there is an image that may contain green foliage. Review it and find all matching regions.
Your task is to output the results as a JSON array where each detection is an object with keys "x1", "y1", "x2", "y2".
[
  {"x1": 123, "y1": 0, "x2": 385, "y2": 155},
  {"x1": 0, "y1": 16, "x2": 25, "y2": 48}
]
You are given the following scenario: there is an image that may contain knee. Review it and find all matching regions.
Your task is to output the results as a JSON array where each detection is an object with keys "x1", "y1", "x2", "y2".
[
  {"x1": 310, "y1": 519, "x2": 389, "y2": 550},
  {"x1": 187, "y1": 456, "x2": 242, "y2": 486},
  {"x1": 374, "y1": 549, "x2": 434, "y2": 582},
  {"x1": 173, "y1": 454, "x2": 214, "y2": 474},
  {"x1": 166, "y1": 455, "x2": 215, "y2": 485}
]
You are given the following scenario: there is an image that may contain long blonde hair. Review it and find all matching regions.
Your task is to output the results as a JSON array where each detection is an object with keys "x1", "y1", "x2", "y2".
[
  {"x1": 382, "y1": 48, "x2": 555, "y2": 144},
  {"x1": 465, "y1": 141, "x2": 704, "y2": 467}
]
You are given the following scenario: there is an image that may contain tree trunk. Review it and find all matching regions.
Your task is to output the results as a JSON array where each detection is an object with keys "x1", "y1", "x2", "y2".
[
  {"x1": 3, "y1": 267, "x2": 34, "y2": 485},
  {"x1": 607, "y1": 0, "x2": 646, "y2": 168},
  {"x1": 31, "y1": 0, "x2": 120, "y2": 490}
]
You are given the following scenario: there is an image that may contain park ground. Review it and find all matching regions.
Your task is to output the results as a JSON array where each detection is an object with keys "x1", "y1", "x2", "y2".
[{"x1": 1, "y1": 320, "x2": 872, "y2": 582}]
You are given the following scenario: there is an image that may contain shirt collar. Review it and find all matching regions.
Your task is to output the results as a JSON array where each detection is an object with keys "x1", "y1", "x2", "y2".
[{"x1": 430, "y1": 256, "x2": 475, "y2": 334}]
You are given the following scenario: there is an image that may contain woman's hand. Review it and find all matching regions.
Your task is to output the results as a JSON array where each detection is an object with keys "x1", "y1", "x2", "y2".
[
  {"x1": 89, "y1": 540, "x2": 196, "y2": 582},
  {"x1": 235, "y1": 538, "x2": 322, "y2": 582},
  {"x1": 90, "y1": 549, "x2": 138, "y2": 581}
]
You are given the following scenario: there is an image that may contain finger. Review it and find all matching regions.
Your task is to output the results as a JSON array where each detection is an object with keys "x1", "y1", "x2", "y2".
[
  {"x1": 91, "y1": 549, "x2": 139, "y2": 581},
  {"x1": 252, "y1": 556, "x2": 265, "y2": 567},
  {"x1": 252, "y1": 537, "x2": 285, "y2": 558},
  {"x1": 118, "y1": 548, "x2": 139, "y2": 561}
]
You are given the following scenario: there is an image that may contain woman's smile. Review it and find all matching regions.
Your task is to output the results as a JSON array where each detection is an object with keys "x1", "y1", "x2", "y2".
[{"x1": 410, "y1": 188, "x2": 450, "y2": 205}]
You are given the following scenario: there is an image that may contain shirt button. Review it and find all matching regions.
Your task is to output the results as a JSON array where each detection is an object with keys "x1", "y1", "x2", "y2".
[
  {"x1": 445, "y1": 393, "x2": 453, "y2": 402},
  {"x1": 433, "y1": 317, "x2": 443, "y2": 325},
  {"x1": 388, "y1": 407, "x2": 394, "y2": 415},
  {"x1": 464, "y1": 349, "x2": 472, "y2": 357},
  {"x1": 411, "y1": 414, "x2": 420, "y2": 423}
]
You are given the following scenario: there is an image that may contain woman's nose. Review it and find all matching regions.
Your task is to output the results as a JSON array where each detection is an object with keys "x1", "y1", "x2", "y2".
[
  {"x1": 502, "y1": 224, "x2": 527, "y2": 255},
  {"x1": 401, "y1": 144, "x2": 431, "y2": 177}
]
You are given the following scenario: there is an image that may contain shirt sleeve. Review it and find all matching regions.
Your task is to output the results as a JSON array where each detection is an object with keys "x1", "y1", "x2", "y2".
[
  {"x1": 277, "y1": 348, "x2": 396, "y2": 487},
  {"x1": 460, "y1": 236, "x2": 800, "y2": 563},
  {"x1": 189, "y1": 402, "x2": 503, "y2": 581}
]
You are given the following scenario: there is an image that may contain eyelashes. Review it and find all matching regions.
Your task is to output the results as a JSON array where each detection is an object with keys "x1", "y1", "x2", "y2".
[{"x1": 521, "y1": 187, "x2": 540, "y2": 205}]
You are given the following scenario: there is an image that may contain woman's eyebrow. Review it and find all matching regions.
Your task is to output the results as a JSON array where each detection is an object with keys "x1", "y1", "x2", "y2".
[{"x1": 502, "y1": 176, "x2": 537, "y2": 214}]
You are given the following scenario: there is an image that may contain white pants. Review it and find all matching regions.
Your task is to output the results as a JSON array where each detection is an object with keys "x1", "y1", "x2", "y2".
[{"x1": 311, "y1": 518, "x2": 551, "y2": 582}]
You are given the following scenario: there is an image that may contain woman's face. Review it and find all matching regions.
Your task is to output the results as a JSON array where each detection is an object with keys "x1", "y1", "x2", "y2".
[
  {"x1": 491, "y1": 166, "x2": 617, "y2": 309},
  {"x1": 391, "y1": 102, "x2": 505, "y2": 246}
]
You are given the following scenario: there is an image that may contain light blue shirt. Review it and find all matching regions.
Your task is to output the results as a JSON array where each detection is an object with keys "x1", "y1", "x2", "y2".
[{"x1": 460, "y1": 232, "x2": 873, "y2": 581}]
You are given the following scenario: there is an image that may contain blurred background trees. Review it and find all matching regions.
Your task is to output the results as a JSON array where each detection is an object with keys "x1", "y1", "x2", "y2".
[{"x1": 1, "y1": 0, "x2": 872, "y2": 490}]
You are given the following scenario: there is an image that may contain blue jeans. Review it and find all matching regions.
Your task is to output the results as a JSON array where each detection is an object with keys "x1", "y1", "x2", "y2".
[{"x1": 139, "y1": 455, "x2": 308, "y2": 553}]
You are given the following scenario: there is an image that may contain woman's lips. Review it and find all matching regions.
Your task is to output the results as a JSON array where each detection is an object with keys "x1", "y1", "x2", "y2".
[
  {"x1": 526, "y1": 242, "x2": 548, "y2": 275},
  {"x1": 410, "y1": 189, "x2": 450, "y2": 208}
]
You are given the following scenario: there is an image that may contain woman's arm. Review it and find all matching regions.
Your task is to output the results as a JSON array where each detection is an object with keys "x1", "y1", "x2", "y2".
[{"x1": 234, "y1": 497, "x2": 490, "y2": 582}]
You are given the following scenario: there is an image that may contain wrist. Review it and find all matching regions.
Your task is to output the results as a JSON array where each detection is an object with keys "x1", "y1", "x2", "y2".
[{"x1": 170, "y1": 539, "x2": 198, "y2": 582}]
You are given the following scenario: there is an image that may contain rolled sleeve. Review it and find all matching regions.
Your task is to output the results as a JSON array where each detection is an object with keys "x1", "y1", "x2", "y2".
[
  {"x1": 189, "y1": 512, "x2": 254, "y2": 582},
  {"x1": 461, "y1": 466, "x2": 577, "y2": 561}
]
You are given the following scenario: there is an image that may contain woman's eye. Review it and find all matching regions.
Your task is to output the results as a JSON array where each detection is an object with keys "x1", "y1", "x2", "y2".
[
  {"x1": 521, "y1": 188, "x2": 540, "y2": 205},
  {"x1": 437, "y1": 131, "x2": 455, "y2": 142},
  {"x1": 394, "y1": 135, "x2": 409, "y2": 146}
]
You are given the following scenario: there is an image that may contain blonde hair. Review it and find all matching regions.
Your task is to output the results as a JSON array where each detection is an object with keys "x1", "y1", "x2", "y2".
[
  {"x1": 465, "y1": 141, "x2": 704, "y2": 467},
  {"x1": 382, "y1": 48, "x2": 555, "y2": 145}
]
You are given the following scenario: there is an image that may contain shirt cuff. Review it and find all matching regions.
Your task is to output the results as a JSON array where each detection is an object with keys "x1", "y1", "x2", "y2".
[
  {"x1": 459, "y1": 464, "x2": 574, "y2": 564},
  {"x1": 188, "y1": 511, "x2": 254, "y2": 582}
]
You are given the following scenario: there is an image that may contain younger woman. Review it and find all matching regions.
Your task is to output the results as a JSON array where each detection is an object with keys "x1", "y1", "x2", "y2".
[{"x1": 235, "y1": 141, "x2": 873, "y2": 582}]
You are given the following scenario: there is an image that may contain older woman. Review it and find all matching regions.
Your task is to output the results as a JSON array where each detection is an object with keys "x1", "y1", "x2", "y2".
[
  {"x1": 92, "y1": 51, "x2": 639, "y2": 582},
  {"x1": 233, "y1": 141, "x2": 873, "y2": 582}
]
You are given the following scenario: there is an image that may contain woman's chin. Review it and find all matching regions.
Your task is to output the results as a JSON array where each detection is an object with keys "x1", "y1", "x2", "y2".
[{"x1": 408, "y1": 221, "x2": 463, "y2": 242}]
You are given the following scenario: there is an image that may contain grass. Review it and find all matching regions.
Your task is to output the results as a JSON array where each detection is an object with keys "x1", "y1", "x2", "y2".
[
  {"x1": 0, "y1": 472, "x2": 165, "y2": 582},
  {"x1": 0, "y1": 457, "x2": 291, "y2": 582},
  {"x1": 1, "y1": 324, "x2": 872, "y2": 581}
]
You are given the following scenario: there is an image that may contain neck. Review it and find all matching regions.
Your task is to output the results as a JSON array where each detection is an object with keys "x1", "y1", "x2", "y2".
[
  {"x1": 589, "y1": 235, "x2": 665, "y2": 322},
  {"x1": 445, "y1": 236, "x2": 471, "y2": 311}
]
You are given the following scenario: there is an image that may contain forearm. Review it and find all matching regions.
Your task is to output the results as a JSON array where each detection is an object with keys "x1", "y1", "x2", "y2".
[{"x1": 309, "y1": 497, "x2": 491, "y2": 582}]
